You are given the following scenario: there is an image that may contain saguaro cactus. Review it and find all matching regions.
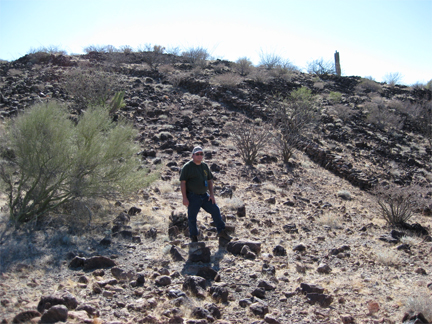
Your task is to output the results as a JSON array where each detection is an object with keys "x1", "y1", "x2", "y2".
[{"x1": 334, "y1": 51, "x2": 341, "y2": 76}]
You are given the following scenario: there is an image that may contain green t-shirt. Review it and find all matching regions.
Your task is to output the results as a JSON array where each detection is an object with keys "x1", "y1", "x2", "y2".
[{"x1": 180, "y1": 160, "x2": 213, "y2": 194}]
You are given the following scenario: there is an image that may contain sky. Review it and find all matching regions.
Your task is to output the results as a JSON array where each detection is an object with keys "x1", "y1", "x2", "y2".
[{"x1": 0, "y1": 0, "x2": 431, "y2": 85}]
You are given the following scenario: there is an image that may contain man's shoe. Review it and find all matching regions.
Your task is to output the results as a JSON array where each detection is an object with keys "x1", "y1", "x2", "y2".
[
  {"x1": 191, "y1": 235, "x2": 198, "y2": 242},
  {"x1": 217, "y1": 229, "x2": 232, "y2": 241}
]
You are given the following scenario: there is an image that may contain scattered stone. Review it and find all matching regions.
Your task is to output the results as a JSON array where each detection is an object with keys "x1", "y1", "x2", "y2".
[
  {"x1": 415, "y1": 267, "x2": 427, "y2": 275},
  {"x1": 273, "y1": 245, "x2": 287, "y2": 256},
  {"x1": 40, "y1": 305, "x2": 68, "y2": 323},
  {"x1": 12, "y1": 310, "x2": 41, "y2": 323},
  {"x1": 340, "y1": 314, "x2": 355, "y2": 324},
  {"x1": 197, "y1": 267, "x2": 218, "y2": 280},
  {"x1": 128, "y1": 206, "x2": 141, "y2": 215},
  {"x1": 306, "y1": 293, "x2": 333, "y2": 307},
  {"x1": 300, "y1": 283, "x2": 324, "y2": 294},
  {"x1": 37, "y1": 292, "x2": 78, "y2": 312},
  {"x1": 293, "y1": 243, "x2": 306, "y2": 252},
  {"x1": 251, "y1": 287, "x2": 266, "y2": 299},
  {"x1": 111, "y1": 266, "x2": 135, "y2": 281},
  {"x1": 283, "y1": 224, "x2": 298, "y2": 234},
  {"x1": 264, "y1": 313, "x2": 281, "y2": 324},
  {"x1": 227, "y1": 240, "x2": 261, "y2": 255},
  {"x1": 209, "y1": 286, "x2": 229, "y2": 303},
  {"x1": 188, "y1": 244, "x2": 211, "y2": 263},
  {"x1": 237, "y1": 205, "x2": 246, "y2": 217},
  {"x1": 258, "y1": 280, "x2": 276, "y2": 291},
  {"x1": 250, "y1": 302, "x2": 269, "y2": 318},
  {"x1": 402, "y1": 312, "x2": 429, "y2": 324},
  {"x1": 317, "y1": 263, "x2": 332, "y2": 274},
  {"x1": 155, "y1": 275, "x2": 172, "y2": 286},
  {"x1": 183, "y1": 276, "x2": 207, "y2": 297},
  {"x1": 145, "y1": 227, "x2": 158, "y2": 240}
]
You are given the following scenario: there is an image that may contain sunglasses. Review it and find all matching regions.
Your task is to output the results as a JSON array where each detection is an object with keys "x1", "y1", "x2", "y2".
[{"x1": 194, "y1": 152, "x2": 204, "y2": 156}]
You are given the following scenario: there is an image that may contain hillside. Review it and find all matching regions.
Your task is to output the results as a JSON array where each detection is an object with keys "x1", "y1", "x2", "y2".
[{"x1": 0, "y1": 51, "x2": 431, "y2": 324}]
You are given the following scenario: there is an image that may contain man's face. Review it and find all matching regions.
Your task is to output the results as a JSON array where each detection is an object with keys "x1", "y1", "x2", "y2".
[{"x1": 192, "y1": 151, "x2": 204, "y2": 163}]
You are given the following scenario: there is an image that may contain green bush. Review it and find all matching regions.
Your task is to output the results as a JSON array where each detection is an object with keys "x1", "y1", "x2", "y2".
[
  {"x1": 328, "y1": 91, "x2": 342, "y2": 103},
  {"x1": 0, "y1": 102, "x2": 151, "y2": 224}
]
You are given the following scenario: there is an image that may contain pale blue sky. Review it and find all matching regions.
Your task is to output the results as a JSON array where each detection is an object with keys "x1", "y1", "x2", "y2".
[{"x1": 1, "y1": 0, "x2": 431, "y2": 85}]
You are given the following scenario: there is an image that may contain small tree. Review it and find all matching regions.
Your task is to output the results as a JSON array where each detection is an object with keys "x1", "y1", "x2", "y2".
[
  {"x1": 272, "y1": 87, "x2": 317, "y2": 163},
  {"x1": 0, "y1": 102, "x2": 150, "y2": 224},
  {"x1": 373, "y1": 183, "x2": 427, "y2": 226},
  {"x1": 226, "y1": 119, "x2": 271, "y2": 165}
]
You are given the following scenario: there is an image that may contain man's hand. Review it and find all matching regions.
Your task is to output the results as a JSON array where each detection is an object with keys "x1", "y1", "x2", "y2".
[
  {"x1": 209, "y1": 194, "x2": 216, "y2": 204},
  {"x1": 183, "y1": 197, "x2": 189, "y2": 207}
]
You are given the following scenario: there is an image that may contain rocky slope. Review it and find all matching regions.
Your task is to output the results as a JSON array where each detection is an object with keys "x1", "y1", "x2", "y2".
[{"x1": 0, "y1": 51, "x2": 431, "y2": 324}]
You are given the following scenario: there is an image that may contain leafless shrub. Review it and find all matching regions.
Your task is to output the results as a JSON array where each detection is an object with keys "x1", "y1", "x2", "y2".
[
  {"x1": 225, "y1": 119, "x2": 271, "y2": 165},
  {"x1": 182, "y1": 47, "x2": 210, "y2": 67},
  {"x1": 307, "y1": 58, "x2": 335, "y2": 75},
  {"x1": 373, "y1": 183, "x2": 428, "y2": 226},
  {"x1": 211, "y1": 73, "x2": 243, "y2": 88},
  {"x1": 120, "y1": 45, "x2": 133, "y2": 54},
  {"x1": 259, "y1": 51, "x2": 282, "y2": 70},
  {"x1": 268, "y1": 61, "x2": 299, "y2": 81},
  {"x1": 28, "y1": 45, "x2": 67, "y2": 56},
  {"x1": 139, "y1": 44, "x2": 167, "y2": 70},
  {"x1": 384, "y1": 72, "x2": 403, "y2": 87},
  {"x1": 365, "y1": 97, "x2": 403, "y2": 131},
  {"x1": 235, "y1": 57, "x2": 254, "y2": 76},
  {"x1": 356, "y1": 79, "x2": 382, "y2": 93}
]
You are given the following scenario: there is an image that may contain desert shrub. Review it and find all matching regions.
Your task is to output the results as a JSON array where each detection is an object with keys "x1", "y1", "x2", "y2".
[
  {"x1": 211, "y1": 73, "x2": 243, "y2": 87},
  {"x1": 383, "y1": 72, "x2": 403, "y2": 86},
  {"x1": 120, "y1": 45, "x2": 133, "y2": 54},
  {"x1": 226, "y1": 119, "x2": 271, "y2": 165},
  {"x1": 138, "y1": 44, "x2": 167, "y2": 70},
  {"x1": 373, "y1": 183, "x2": 427, "y2": 226},
  {"x1": 356, "y1": 79, "x2": 382, "y2": 93},
  {"x1": 258, "y1": 51, "x2": 282, "y2": 70},
  {"x1": 63, "y1": 68, "x2": 121, "y2": 110},
  {"x1": 28, "y1": 45, "x2": 67, "y2": 56},
  {"x1": 405, "y1": 294, "x2": 432, "y2": 322},
  {"x1": 235, "y1": 57, "x2": 254, "y2": 76},
  {"x1": 331, "y1": 104, "x2": 355, "y2": 122},
  {"x1": 249, "y1": 68, "x2": 271, "y2": 83},
  {"x1": 182, "y1": 47, "x2": 210, "y2": 67},
  {"x1": 83, "y1": 44, "x2": 112, "y2": 54},
  {"x1": 268, "y1": 61, "x2": 298, "y2": 81},
  {"x1": 328, "y1": 91, "x2": 342, "y2": 103},
  {"x1": 402, "y1": 101, "x2": 432, "y2": 147},
  {"x1": 0, "y1": 102, "x2": 151, "y2": 224},
  {"x1": 272, "y1": 87, "x2": 318, "y2": 163},
  {"x1": 307, "y1": 58, "x2": 335, "y2": 75},
  {"x1": 167, "y1": 72, "x2": 190, "y2": 87},
  {"x1": 365, "y1": 97, "x2": 403, "y2": 131}
]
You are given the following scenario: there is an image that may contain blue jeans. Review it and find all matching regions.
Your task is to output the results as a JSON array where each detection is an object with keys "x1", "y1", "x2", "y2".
[{"x1": 187, "y1": 192, "x2": 225, "y2": 237}]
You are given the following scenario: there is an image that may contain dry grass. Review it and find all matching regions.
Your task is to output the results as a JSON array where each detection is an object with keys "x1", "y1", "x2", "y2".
[{"x1": 374, "y1": 249, "x2": 399, "y2": 266}]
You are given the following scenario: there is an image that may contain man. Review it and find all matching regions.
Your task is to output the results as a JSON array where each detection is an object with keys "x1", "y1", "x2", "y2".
[{"x1": 180, "y1": 146, "x2": 232, "y2": 242}]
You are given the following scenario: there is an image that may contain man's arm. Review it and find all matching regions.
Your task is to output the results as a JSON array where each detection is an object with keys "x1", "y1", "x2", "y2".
[
  {"x1": 208, "y1": 179, "x2": 216, "y2": 204},
  {"x1": 181, "y1": 180, "x2": 189, "y2": 207}
]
